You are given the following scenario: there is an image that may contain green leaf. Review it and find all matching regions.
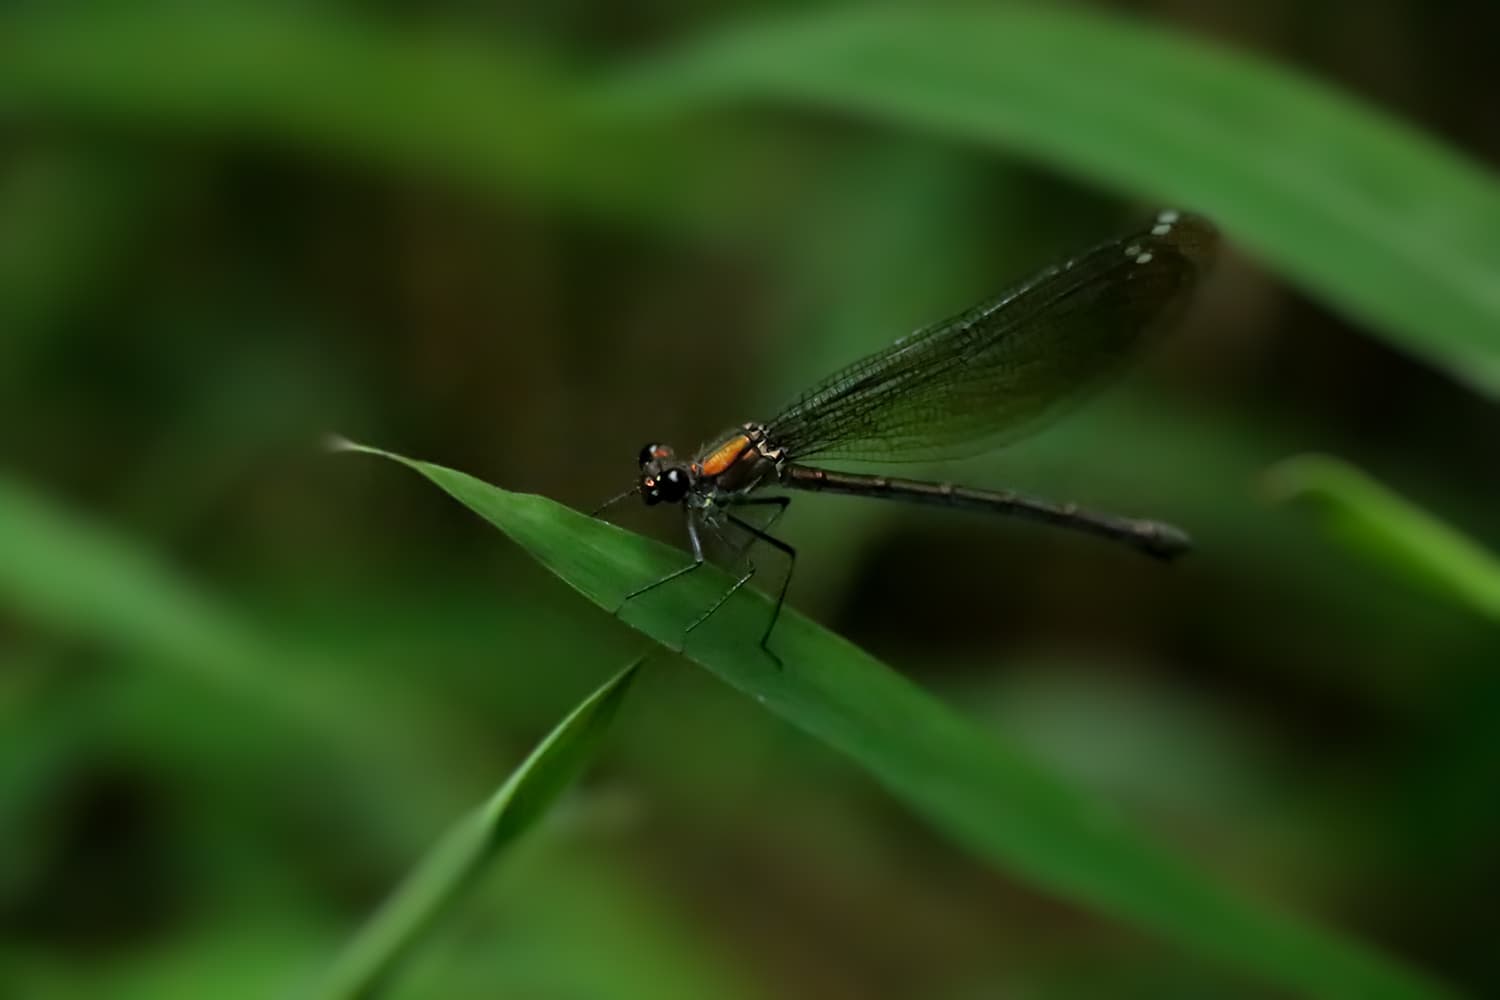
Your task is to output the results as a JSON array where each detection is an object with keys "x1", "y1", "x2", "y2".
[
  {"x1": 339, "y1": 442, "x2": 1455, "y2": 1000},
  {"x1": 314, "y1": 658, "x2": 640, "y2": 1000},
  {"x1": 0, "y1": 472, "x2": 266, "y2": 680},
  {"x1": 0, "y1": 471, "x2": 508, "y2": 832},
  {"x1": 601, "y1": 5, "x2": 1500, "y2": 397},
  {"x1": 13, "y1": 6, "x2": 1498, "y2": 395},
  {"x1": 0, "y1": 6, "x2": 761, "y2": 236},
  {"x1": 1266, "y1": 454, "x2": 1500, "y2": 622},
  {"x1": 391, "y1": 842, "x2": 770, "y2": 1000}
]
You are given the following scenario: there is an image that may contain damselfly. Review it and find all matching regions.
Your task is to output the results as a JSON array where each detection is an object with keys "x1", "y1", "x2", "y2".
[{"x1": 596, "y1": 210, "x2": 1217, "y2": 662}]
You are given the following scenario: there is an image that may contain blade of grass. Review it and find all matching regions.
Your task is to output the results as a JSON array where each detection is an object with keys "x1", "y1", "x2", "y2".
[
  {"x1": 0, "y1": 472, "x2": 491, "y2": 832},
  {"x1": 12, "y1": 6, "x2": 1499, "y2": 395},
  {"x1": 394, "y1": 842, "x2": 770, "y2": 1000},
  {"x1": 0, "y1": 6, "x2": 764, "y2": 236},
  {"x1": 600, "y1": 5, "x2": 1500, "y2": 397},
  {"x1": 339, "y1": 442, "x2": 1456, "y2": 1000},
  {"x1": 313, "y1": 658, "x2": 640, "y2": 1000},
  {"x1": 0, "y1": 473, "x2": 271, "y2": 683},
  {"x1": 1266, "y1": 454, "x2": 1500, "y2": 622}
]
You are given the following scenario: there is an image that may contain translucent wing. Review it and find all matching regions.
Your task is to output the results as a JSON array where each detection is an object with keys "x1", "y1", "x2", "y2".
[{"x1": 764, "y1": 211, "x2": 1217, "y2": 463}]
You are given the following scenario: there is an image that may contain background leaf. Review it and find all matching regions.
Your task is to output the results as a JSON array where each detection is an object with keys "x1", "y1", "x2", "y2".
[
  {"x1": 0, "y1": 6, "x2": 767, "y2": 236},
  {"x1": 601, "y1": 4, "x2": 1500, "y2": 396},
  {"x1": 1266, "y1": 454, "x2": 1500, "y2": 622},
  {"x1": 12, "y1": 4, "x2": 1500, "y2": 396},
  {"x1": 315, "y1": 658, "x2": 640, "y2": 1000}
]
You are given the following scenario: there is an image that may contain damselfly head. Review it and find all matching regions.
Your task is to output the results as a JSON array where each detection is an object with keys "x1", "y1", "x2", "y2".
[{"x1": 638, "y1": 443, "x2": 689, "y2": 505}]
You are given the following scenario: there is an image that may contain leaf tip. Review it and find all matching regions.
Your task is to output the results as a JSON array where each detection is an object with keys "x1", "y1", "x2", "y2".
[
  {"x1": 324, "y1": 434, "x2": 389, "y2": 461},
  {"x1": 1260, "y1": 453, "x2": 1342, "y2": 506}
]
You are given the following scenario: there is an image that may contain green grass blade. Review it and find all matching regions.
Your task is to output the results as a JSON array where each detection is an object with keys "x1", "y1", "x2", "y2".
[
  {"x1": 1267, "y1": 455, "x2": 1500, "y2": 622},
  {"x1": 13, "y1": 6, "x2": 1498, "y2": 395},
  {"x1": 314, "y1": 658, "x2": 640, "y2": 1000},
  {"x1": 339, "y1": 442, "x2": 1455, "y2": 1000},
  {"x1": 601, "y1": 5, "x2": 1500, "y2": 397},
  {"x1": 0, "y1": 7, "x2": 757, "y2": 236},
  {"x1": 0, "y1": 473, "x2": 267, "y2": 681},
  {"x1": 0, "y1": 474, "x2": 468, "y2": 819}
]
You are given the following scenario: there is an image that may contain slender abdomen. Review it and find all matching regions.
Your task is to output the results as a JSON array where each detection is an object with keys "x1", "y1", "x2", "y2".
[{"x1": 781, "y1": 464, "x2": 1189, "y2": 559}]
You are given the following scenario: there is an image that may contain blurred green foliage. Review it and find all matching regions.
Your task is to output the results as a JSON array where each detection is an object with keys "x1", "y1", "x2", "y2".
[{"x1": 3, "y1": 2, "x2": 1500, "y2": 998}]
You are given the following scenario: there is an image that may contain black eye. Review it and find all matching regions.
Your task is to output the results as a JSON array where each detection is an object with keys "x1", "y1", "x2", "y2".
[
  {"x1": 658, "y1": 467, "x2": 689, "y2": 501},
  {"x1": 638, "y1": 442, "x2": 675, "y2": 467}
]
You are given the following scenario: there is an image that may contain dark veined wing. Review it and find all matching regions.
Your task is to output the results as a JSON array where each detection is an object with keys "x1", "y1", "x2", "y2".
[{"x1": 763, "y1": 211, "x2": 1217, "y2": 463}]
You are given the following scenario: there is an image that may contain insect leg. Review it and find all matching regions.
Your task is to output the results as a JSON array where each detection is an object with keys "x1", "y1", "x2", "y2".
[
  {"x1": 723, "y1": 495, "x2": 791, "y2": 558},
  {"x1": 619, "y1": 509, "x2": 706, "y2": 609},
  {"x1": 725, "y1": 511, "x2": 796, "y2": 667}
]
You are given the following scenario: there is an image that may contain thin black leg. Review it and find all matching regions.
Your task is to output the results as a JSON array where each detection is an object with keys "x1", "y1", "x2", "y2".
[
  {"x1": 686, "y1": 517, "x2": 758, "y2": 639},
  {"x1": 724, "y1": 496, "x2": 791, "y2": 559},
  {"x1": 684, "y1": 561, "x2": 756, "y2": 638},
  {"x1": 725, "y1": 511, "x2": 796, "y2": 666},
  {"x1": 619, "y1": 512, "x2": 705, "y2": 609},
  {"x1": 619, "y1": 514, "x2": 757, "y2": 655},
  {"x1": 618, "y1": 499, "x2": 794, "y2": 665},
  {"x1": 672, "y1": 508, "x2": 780, "y2": 652}
]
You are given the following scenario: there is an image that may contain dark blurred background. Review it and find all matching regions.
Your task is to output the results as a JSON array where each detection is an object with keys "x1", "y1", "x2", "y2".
[{"x1": 3, "y1": 2, "x2": 1499, "y2": 998}]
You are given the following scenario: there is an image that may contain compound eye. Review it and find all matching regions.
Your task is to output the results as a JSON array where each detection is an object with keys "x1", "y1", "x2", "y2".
[
  {"x1": 658, "y1": 466, "x2": 689, "y2": 501},
  {"x1": 638, "y1": 442, "x2": 673, "y2": 466}
]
